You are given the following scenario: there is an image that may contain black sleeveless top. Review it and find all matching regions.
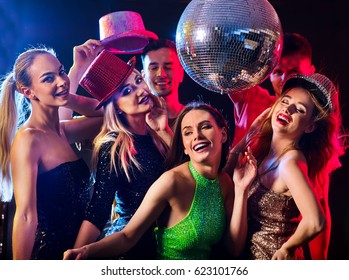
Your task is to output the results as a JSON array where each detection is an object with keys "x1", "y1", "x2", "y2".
[{"x1": 32, "y1": 158, "x2": 91, "y2": 259}]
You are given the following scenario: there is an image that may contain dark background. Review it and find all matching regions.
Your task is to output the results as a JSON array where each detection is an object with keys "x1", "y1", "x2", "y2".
[{"x1": 0, "y1": 0, "x2": 348, "y2": 259}]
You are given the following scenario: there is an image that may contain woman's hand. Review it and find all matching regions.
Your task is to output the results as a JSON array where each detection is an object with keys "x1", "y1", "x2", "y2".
[
  {"x1": 233, "y1": 146, "x2": 257, "y2": 192},
  {"x1": 272, "y1": 247, "x2": 294, "y2": 260},
  {"x1": 63, "y1": 246, "x2": 89, "y2": 260},
  {"x1": 146, "y1": 95, "x2": 169, "y2": 132},
  {"x1": 146, "y1": 95, "x2": 173, "y2": 146},
  {"x1": 67, "y1": 39, "x2": 103, "y2": 97},
  {"x1": 72, "y1": 39, "x2": 103, "y2": 73}
]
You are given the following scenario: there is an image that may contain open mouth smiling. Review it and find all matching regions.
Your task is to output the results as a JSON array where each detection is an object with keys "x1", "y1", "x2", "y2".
[
  {"x1": 277, "y1": 113, "x2": 291, "y2": 125},
  {"x1": 193, "y1": 142, "x2": 210, "y2": 152}
]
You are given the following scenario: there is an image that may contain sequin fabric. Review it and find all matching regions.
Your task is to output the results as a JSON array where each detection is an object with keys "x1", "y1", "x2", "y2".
[
  {"x1": 85, "y1": 132, "x2": 165, "y2": 259},
  {"x1": 246, "y1": 177, "x2": 304, "y2": 259},
  {"x1": 33, "y1": 158, "x2": 91, "y2": 260},
  {"x1": 154, "y1": 161, "x2": 226, "y2": 260}
]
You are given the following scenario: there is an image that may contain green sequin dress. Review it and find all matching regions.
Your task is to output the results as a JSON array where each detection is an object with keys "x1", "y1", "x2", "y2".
[{"x1": 154, "y1": 161, "x2": 226, "y2": 259}]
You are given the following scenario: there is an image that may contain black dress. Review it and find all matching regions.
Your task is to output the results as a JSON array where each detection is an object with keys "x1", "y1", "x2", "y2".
[
  {"x1": 32, "y1": 158, "x2": 91, "y2": 259},
  {"x1": 85, "y1": 132, "x2": 165, "y2": 259}
]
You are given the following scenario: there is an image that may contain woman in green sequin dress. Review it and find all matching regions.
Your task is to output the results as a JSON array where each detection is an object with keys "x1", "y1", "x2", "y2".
[{"x1": 64, "y1": 102, "x2": 257, "y2": 260}]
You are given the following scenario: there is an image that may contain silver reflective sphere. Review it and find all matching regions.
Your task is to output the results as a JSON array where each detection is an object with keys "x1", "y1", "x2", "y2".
[{"x1": 176, "y1": 0, "x2": 283, "y2": 94}]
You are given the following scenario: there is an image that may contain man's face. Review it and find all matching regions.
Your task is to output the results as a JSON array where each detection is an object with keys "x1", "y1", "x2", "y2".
[
  {"x1": 142, "y1": 47, "x2": 184, "y2": 98},
  {"x1": 270, "y1": 54, "x2": 315, "y2": 96}
]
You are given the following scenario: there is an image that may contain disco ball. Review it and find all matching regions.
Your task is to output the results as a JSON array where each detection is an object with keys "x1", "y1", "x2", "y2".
[{"x1": 176, "y1": 0, "x2": 283, "y2": 94}]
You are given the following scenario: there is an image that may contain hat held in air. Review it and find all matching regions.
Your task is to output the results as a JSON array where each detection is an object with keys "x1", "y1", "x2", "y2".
[{"x1": 99, "y1": 11, "x2": 158, "y2": 54}]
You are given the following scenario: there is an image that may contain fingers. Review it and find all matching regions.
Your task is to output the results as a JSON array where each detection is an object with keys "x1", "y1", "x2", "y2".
[
  {"x1": 245, "y1": 146, "x2": 257, "y2": 167},
  {"x1": 159, "y1": 97, "x2": 167, "y2": 110},
  {"x1": 63, "y1": 250, "x2": 72, "y2": 260},
  {"x1": 63, "y1": 249, "x2": 80, "y2": 260},
  {"x1": 73, "y1": 39, "x2": 103, "y2": 60},
  {"x1": 82, "y1": 39, "x2": 103, "y2": 52},
  {"x1": 149, "y1": 95, "x2": 168, "y2": 116},
  {"x1": 236, "y1": 151, "x2": 244, "y2": 168},
  {"x1": 76, "y1": 252, "x2": 83, "y2": 260},
  {"x1": 149, "y1": 93, "x2": 160, "y2": 108}
]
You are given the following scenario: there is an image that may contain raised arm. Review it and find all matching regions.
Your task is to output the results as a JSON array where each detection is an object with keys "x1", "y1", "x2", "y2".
[
  {"x1": 58, "y1": 39, "x2": 104, "y2": 143},
  {"x1": 11, "y1": 130, "x2": 41, "y2": 259},
  {"x1": 224, "y1": 147, "x2": 257, "y2": 256},
  {"x1": 272, "y1": 154, "x2": 325, "y2": 260},
  {"x1": 59, "y1": 39, "x2": 103, "y2": 121}
]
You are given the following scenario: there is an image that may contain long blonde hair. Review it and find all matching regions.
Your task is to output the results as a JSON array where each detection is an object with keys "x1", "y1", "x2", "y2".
[
  {"x1": 92, "y1": 96, "x2": 169, "y2": 182},
  {"x1": 0, "y1": 48, "x2": 56, "y2": 202}
]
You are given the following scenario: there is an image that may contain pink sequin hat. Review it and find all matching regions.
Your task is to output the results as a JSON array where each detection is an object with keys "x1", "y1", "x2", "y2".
[
  {"x1": 80, "y1": 50, "x2": 136, "y2": 110},
  {"x1": 99, "y1": 11, "x2": 158, "y2": 54}
]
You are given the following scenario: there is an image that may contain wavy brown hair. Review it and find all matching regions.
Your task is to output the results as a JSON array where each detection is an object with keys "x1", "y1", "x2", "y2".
[{"x1": 165, "y1": 101, "x2": 230, "y2": 171}]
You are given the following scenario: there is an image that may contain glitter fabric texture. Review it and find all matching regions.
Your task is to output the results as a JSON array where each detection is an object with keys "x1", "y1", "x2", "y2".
[
  {"x1": 154, "y1": 161, "x2": 226, "y2": 260},
  {"x1": 33, "y1": 158, "x2": 91, "y2": 259},
  {"x1": 246, "y1": 178, "x2": 304, "y2": 260},
  {"x1": 85, "y1": 132, "x2": 165, "y2": 259},
  {"x1": 282, "y1": 73, "x2": 337, "y2": 112}
]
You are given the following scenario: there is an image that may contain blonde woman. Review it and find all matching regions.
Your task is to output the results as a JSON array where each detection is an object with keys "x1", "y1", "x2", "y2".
[
  {"x1": 72, "y1": 50, "x2": 172, "y2": 259},
  {"x1": 0, "y1": 40, "x2": 103, "y2": 259}
]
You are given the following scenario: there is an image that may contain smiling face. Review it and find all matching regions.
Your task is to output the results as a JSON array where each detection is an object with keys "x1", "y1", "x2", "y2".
[
  {"x1": 272, "y1": 87, "x2": 316, "y2": 141},
  {"x1": 142, "y1": 47, "x2": 184, "y2": 98},
  {"x1": 181, "y1": 109, "x2": 227, "y2": 166},
  {"x1": 24, "y1": 53, "x2": 70, "y2": 107},
  {"x1": 113, "y1": 70, "x2": 154, "y2": 117}
]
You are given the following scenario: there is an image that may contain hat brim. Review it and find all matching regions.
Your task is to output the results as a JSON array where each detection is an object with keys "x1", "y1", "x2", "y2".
[
  {"x1": 94, "y1": 57, "x2": 137, "y2": 110},
  {"x1": 282, "y1": 76, "x2": 331, "y2": 111},
  {"x1": 101, "y1": 30, "x2": 158, "y2": 54}
]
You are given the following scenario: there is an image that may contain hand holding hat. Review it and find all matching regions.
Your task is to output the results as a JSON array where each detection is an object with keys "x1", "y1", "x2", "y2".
[{"x1": 72, "y1": 39, "x2": 103, "y2": 74}]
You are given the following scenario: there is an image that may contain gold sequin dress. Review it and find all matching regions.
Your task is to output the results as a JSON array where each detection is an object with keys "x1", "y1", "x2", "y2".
[{"x1": 246, "y1": 178, "x2": 304, "y2": 260}]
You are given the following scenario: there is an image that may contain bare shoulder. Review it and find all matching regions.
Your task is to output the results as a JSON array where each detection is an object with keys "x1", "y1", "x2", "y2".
[
  {"x1": 152, "y1": 163, "x2": 192, "y2": 193},
  {"x1": 279, "y1": 149, "x2": 307, "y2": 167},
  {"x1": 12, "y1": 127, "x2": 43, "y2": 153},
  {"x1": 11, "y1": 128, "x2": 46, "y2": 160},
  {"x1": 279, "y1": 149, "x2": 309, "y2": 179},
  {"x1": 159, "y1": 163, "x2": 191, "y2": 186}
]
